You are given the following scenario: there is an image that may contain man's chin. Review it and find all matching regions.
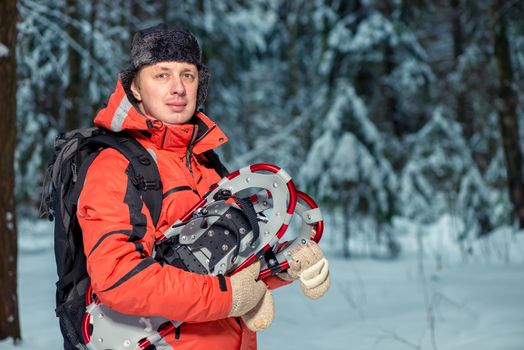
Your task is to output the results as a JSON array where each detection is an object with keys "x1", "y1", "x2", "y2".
[{"x1": 162, "y1": 112, "x2": 194, "y2": 125}]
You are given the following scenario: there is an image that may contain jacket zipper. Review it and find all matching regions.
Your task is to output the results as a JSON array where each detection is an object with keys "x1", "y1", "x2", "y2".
[
  {"x1": 186, "y1": 123, "x2": 216, "y2": 175},
  {"x1": 186, "y1": 126, "x2": 198, "y2": 177}
]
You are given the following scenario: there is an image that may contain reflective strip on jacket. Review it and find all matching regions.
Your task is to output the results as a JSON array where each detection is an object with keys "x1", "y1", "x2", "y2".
[{"x1": 77, "y1": 80, "x2": 257, "y2": 350}]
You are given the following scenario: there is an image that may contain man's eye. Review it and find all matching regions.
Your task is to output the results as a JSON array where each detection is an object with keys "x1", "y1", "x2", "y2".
[
  {"x1": 155, "y1": 73, "x2": 168, "y2": 79},
  {"x1": 183, "y1": 73, "x2": 195, "y2": 81}
]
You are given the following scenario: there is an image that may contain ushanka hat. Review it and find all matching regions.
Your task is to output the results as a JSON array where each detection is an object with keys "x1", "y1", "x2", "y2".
[{"x1": 120, "y1": 23, "x2": 209, "y2": 109}]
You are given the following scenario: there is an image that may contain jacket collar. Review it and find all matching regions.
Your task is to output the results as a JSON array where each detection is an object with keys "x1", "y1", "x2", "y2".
[{"x1": 93, "y1": 80, "x2": 228, "y2": 154}]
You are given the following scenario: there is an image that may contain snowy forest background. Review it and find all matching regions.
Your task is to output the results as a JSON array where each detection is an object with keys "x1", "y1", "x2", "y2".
[
  {"x1": 2, "y1": 0, "x2": 524, "y2": 348},
  {"x1": 15, "y1": 0, "x2": 524, "y2": 257}
]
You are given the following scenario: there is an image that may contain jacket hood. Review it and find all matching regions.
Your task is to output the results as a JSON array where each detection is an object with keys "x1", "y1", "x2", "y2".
[{"x1": 93, "y1": 80, "x2": 228, "y2": 154}]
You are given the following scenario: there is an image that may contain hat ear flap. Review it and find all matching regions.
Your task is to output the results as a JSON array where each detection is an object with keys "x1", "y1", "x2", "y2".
[{"x1": 197, "y1": 64, "x2": 210, "y2": 110}]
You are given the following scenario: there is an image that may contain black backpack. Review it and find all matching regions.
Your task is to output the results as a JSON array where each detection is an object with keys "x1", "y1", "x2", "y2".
[
  {"x1": 42, "y1": 127, "x2": 229, "y2": 349},
  {"x1": 41, "y1": 127, "x2": 163, "y2": 349}
]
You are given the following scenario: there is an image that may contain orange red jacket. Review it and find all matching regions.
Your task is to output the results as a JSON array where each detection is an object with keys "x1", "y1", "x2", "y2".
[{"x1": 77, "y1": 81, "x2": 258, "y2": 350}]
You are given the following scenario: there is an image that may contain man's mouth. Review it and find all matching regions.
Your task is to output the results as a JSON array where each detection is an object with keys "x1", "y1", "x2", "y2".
[{"x1": 166, "y1": 101, "x2": 186, "y2": 112}]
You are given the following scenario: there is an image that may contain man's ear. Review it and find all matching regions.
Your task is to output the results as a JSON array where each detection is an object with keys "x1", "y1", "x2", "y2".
[{"x1": 130, "y1": 79, "x2": 142, "y2": 102}]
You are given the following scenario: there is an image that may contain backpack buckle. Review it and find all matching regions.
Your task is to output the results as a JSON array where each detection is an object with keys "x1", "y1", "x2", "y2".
[{"x1": 131, "y1": 175, "x2": 162, "y2": 191}]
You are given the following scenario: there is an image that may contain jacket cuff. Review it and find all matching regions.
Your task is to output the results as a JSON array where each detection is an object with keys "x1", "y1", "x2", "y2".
[{"x1": 211, "y1": 274, "x2": 233, "y2": 318}]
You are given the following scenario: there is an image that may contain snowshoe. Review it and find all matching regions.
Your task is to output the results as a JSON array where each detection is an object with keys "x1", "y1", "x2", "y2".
[{"x1": 82, "y1": 163, "x2": 323, "y2": 350}]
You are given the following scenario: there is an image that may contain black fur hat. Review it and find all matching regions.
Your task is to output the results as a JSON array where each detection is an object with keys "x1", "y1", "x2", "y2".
[{"x1": 120, "y1": 24, "x2": 209, "y2": 109}]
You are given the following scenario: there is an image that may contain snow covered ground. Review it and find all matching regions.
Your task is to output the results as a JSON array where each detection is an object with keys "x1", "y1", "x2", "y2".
[{"x1": 1, "y1": 218, "x2": 524, "y2": 350}]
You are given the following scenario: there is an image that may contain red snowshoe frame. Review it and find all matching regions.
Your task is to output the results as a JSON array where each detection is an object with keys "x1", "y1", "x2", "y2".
[{"x1": 82, "y1": 163, "x2": 324, "y2": 350}]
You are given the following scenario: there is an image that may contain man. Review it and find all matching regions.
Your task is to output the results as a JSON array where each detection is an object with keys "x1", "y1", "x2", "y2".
[{"x1": 77, "y1": 24, "x2": 329, "y2": 350}]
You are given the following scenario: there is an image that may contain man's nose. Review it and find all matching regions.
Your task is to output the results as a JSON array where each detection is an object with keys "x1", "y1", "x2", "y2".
[{"x1": 170, "y1": 76, "x2": 186, "y2": 95}]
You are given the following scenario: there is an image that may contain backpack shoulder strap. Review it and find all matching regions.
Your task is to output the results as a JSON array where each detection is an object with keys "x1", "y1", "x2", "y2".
[
  {"x1": 116, "y1": 134, "x2": 163, "y2": 226},
  {"x1": 73, "y1": 132, "x2": 163, "y2": 226}
]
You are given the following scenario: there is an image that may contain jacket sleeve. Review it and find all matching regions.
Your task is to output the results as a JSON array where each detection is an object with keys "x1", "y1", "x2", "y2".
[{"x1": 77, "y1": 148, "x2": 232, "y2": 322}]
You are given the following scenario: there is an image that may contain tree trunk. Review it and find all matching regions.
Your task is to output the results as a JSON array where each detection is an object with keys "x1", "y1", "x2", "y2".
[
  {"x1": 342, "y1": 202, "x2": 351, "y2": 259},
  {"x1": 450, "y1": 0, "x2": 473, "y2": 141},
  {"x1": 383, "y1": 43, "x2": 402, "y2": 137},
  {"x1": 64, "y1": 0, "x2": 83, "y2": 131},
  {"x1": 379, "y1": 2, "x2": 402, "y2": 137},
  {"x1": 492, "y1": 0, "x2": 524, "y2": 228},
  {"x1": 0, "y1": 0, "x2": 21, "y2": 342},
  {"x1": 88, "y1": 0, "x2": 97, "y2": 119}
]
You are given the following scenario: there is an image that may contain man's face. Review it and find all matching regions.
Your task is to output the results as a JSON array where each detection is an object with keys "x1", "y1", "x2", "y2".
[{"x1": 131, "y1": 61, "x2": 199, "y2": 125}]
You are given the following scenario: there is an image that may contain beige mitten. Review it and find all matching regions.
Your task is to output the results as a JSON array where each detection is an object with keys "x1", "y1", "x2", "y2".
[
  {"x1": 241, "y1": 289, "x2": 275, "y2": 332},
  {"x1": 279, "y1": 241, "x2": 330, "y2": 299},
  {"x1": 228, "y1": 262, "x2": 268, "y2": 317}
]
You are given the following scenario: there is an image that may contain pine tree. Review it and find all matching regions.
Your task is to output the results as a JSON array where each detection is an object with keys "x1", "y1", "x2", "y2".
[{"x1": 300, "y1": 80, "x2": 398, "y2": 258}]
